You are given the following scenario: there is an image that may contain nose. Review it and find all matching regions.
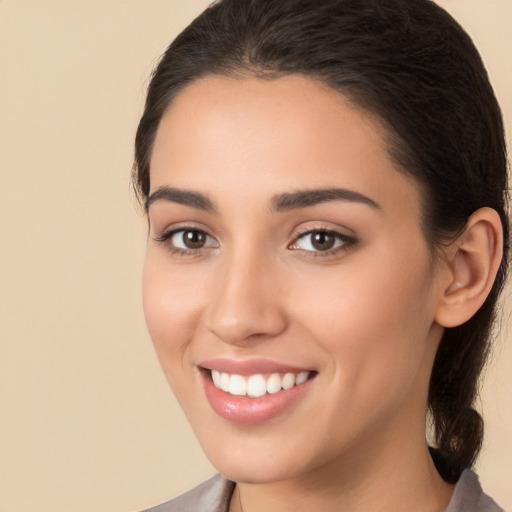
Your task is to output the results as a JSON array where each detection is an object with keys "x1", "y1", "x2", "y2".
[{"x1": 204, "y1": 251, "x2": 288, "y2": 346}]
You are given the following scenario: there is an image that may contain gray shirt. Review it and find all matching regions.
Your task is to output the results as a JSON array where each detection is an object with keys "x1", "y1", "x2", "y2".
[{"x1": 143, "y1": 470, "x2": 504, "y2": 512}]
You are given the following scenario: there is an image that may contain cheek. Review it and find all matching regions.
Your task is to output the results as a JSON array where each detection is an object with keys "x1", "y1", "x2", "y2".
[
  {"x1": 141, "y1": 251, "x2": 204, "y2": 377},
  {"x1": 293, "y1": 254, "x2": 433, "y2": 334},
  {"x1": 288, "y1": 250, "x2": 436, "y2": 400}
]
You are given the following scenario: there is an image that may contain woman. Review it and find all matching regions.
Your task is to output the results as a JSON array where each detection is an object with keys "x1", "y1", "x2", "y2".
[{"x1": 134, "y1": 0, "x2": 509, "y2": 510}]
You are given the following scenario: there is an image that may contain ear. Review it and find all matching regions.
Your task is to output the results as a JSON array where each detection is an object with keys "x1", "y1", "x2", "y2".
[{"x1": 435, "y1": 207, "x2": 503, "y2": 328}]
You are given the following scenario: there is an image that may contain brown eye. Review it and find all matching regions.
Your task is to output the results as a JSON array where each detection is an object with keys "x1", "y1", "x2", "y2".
[
  {"x1": 311, "y1": 232, "x2": 336, "y2": 251},
  {"x1": 289, "y1": 229, "x2": 356, "y2": 254},
  {"x1": 182, "y1": 230, "x2": 207, "y2": 249},
  {"x1": 155, "y1": 228, "x2": 218, "y2": 252}
]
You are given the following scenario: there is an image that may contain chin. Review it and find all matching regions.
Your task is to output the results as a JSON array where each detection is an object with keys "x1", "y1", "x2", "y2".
[
  {"x1": 195, "y1": 425, "x2": 326, "y2": 484},
  {"x1": 210, "y1": 454, "x2": 305, "y2": 484}
]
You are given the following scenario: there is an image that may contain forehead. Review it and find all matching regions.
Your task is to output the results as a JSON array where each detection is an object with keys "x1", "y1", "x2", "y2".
[{"x1": 149, "y1": 74, "x2": 421, "y2": 218}]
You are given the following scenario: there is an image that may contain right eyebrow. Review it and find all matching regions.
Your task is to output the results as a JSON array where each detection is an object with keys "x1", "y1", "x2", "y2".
[
  {"x1": 270, "y1": 187, "x2": 381, "y2": 212},
  {"x1": 145, "y1": 186, "x2": 217, "y2": 213}
]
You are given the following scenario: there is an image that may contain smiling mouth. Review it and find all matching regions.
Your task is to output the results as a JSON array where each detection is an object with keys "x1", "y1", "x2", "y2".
[
  {"x1": 199, "y1": 363, "x2": 317, "y2": 424},
  {"x1": 209, "y1": 369, "x2": 313, "y2": 398}
]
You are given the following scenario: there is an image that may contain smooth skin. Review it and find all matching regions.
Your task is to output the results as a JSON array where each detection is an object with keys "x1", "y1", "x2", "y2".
[{"x1": 143, "y1": 75, "x2": 503, "y2": 512}]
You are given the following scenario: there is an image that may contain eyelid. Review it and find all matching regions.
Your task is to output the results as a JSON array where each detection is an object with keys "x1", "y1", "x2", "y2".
[
  {"x1": 152, "y1": 220, "x2": 213, "y2": 241},
  {"x1": 152, "y1": 222, "x2": 357, "y2": 257},
  {"x1": 153, "y1": 224, "x2": 219, "y2": 254},
  {"x1": 288, "y1": 227, "x2": 357, "y2": 255},
  {"x1": 154, "y1": 227, "x2": 215, "y2": 243}
]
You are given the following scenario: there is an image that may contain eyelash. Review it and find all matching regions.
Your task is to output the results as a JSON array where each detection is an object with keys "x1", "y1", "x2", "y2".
[
  {"x1": 154, "y1": 226, "x2": 217, "y2": 256},
  {"x1": 289, "y1": 229, "x2": 357, "y2": 257},
  {"x1": 153, "y1": 226, "x2": 357, "y2": 258}
]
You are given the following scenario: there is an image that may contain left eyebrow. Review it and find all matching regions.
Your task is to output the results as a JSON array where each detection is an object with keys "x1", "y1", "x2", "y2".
[
  {"x1": 270, "y1": 188, "x2": 381, "y2": 212},
  {"x1": 145, "y1": 186, "x2": 217, "y2": 213}
]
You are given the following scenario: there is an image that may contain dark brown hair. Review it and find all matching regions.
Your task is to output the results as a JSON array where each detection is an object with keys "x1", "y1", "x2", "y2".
[{"x1": 133, "y1": 0, "x2": 509, "y2": 482}]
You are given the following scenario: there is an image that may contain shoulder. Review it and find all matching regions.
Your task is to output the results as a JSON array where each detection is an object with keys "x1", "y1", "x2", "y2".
[
  {"x1": 445, "y1": 469, "x2": 504, "y2": 512},
  {"x1": 141, "y1": 474, "x2": 235, "y2": 512}
]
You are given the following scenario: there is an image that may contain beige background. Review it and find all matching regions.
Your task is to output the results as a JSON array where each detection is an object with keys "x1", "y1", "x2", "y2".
[{"x1": 0, "y1": 1, "x2": 510, "y2": 511}]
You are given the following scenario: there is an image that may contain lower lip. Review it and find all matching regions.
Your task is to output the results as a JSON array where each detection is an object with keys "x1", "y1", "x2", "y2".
[{"x1": 201, "y1": 371, "x2": 314, "y2": 424}]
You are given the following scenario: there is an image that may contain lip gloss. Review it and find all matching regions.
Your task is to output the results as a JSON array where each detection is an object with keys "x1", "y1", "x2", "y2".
[{"x1": 200, "y1": 364, "x2": 315, "y2": 424}]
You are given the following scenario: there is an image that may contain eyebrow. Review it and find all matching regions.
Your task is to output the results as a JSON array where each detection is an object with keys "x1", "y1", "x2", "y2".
[
  {"x1": 145, "y1": 186, "x2": 380, "y2": 214},
  {"x1": 271, "y1": 188, "x2": 380, "y2": 212},
  {"x1": 145, "y1": 186, "x2": 217, "y2": 213}
]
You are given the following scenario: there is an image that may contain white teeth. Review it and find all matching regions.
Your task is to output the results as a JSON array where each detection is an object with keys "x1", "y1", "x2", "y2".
[
  {"x1": 282, "y1": 373, "x2": 295, "y2": 390},
  {"x1": 220, "y1": 372, "x2": 230, "y2": 392},
  {"x1": 296, "y1": 371, "x2": 309, "y2": 385},
  {"x1": 210, "y1": 370, "x2": 311, "y2": 397},
  {"x1": 266, "y1": 373, "x2": 282, "y2": 394},
  {"x1": 229, "y1": 374, "x2": 247, "y2": 396},
  {"x1": 211, "y1": 369, "x2": 221, "y2": 388},
  {"x1": 247, "y1": 374, "x2": 267, "y2": 397}
]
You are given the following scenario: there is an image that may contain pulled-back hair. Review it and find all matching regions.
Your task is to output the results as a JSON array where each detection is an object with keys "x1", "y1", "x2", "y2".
[{"x1": 133, "y1": 0, "x2": 509, "y2": 482}]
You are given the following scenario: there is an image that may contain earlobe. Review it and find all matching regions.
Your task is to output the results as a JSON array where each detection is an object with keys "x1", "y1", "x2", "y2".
[{"x1": 435, "y1": 207, "x2": 503, "y2": 328}]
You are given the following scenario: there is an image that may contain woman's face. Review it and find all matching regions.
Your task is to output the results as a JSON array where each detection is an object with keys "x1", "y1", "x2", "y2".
[{"x1": 143, "y1": 75, "x2": 446, "y2": 483}]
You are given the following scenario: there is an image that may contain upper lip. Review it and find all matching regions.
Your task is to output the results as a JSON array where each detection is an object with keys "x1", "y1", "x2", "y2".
[{"x1": 198, "y1": 357, "x2": 314, "y2": 376}]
